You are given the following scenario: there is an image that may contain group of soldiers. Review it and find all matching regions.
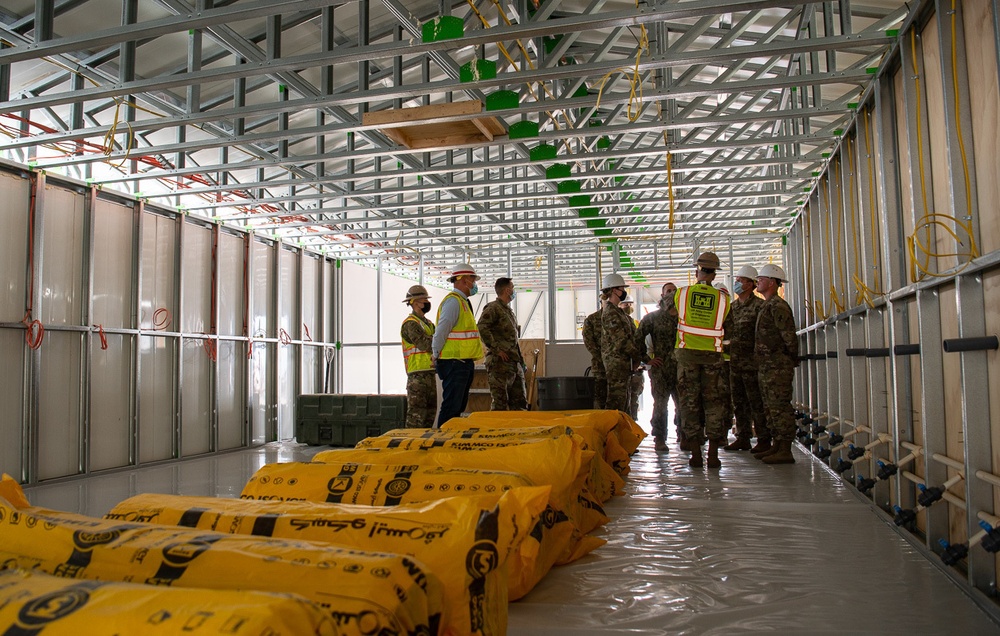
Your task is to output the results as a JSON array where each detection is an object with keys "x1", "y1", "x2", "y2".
[
  {"x1": 583, "y1": 251, "x2": 799, "y2": 469},
  {"x1": 400, "y1": 263, "x2": 528, "y2": 429}
]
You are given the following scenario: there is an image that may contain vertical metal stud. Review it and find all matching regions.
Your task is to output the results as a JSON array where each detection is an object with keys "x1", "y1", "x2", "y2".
[{"x1": 917, "y1": 287, "x2": 948, "y2": 552}]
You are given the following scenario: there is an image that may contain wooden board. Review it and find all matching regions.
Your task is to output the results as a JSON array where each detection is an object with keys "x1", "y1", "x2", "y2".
[
  {"x1": 964, "y1": 0, "x2": 1000, "y2": 255},
  {"x1": 362, "y1": 101, "x2": 506, "y2": 150},
  {"x1": 519, "y1": 339, "x2": 546, "y2": 410}
]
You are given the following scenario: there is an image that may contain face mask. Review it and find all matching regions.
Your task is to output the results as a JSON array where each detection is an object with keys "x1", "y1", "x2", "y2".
[
  {"x1": 421, "y1": 301, "x2": 431, "y2": 313},
  {"x1": 624, "y1": 305, "x2": 633, "y2": 315},
  {"x1": 510, "y1": 291, "x2": 516, "y2": 300},
  {"x1": 617, "y1": 288, "x2": 626, "y2": 302},
  {"x1": 470, "y1": 283, "x2": 479, "y2": 296},
  {"x1": 733, "y1": 281, "x2": 744, "y2": 295}
]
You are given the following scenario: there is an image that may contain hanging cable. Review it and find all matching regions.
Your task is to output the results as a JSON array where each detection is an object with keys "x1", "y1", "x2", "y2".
[
  {"x1": 278, "y1": 328, "x2": 292, "y2": 346},
  {"x1": 93, "y1": 324, "x2": 109, "y2": 350},
  {"x1": 152, "y1": 307, "x2": 172, "y2": 330},
  {"x1": 22, "y1": 174, "x2": 44, "y2": 350}
]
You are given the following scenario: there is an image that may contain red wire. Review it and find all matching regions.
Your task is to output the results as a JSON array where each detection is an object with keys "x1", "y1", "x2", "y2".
[
  {"x1": 23, "y1": 175, "x2": 43, "y2": 350},
  {"x1": 93, "y1": 324, "x2": 108, "y2": 350},
  {"x1": 302, "y1": 323, "x2": 312, "y2": 342},
  {"x1": 278, "y1": 328, "x2": 292, "y2": 345},
  {"x1": 152, "y1": 307, "x2": 172, "y2": 330},
  {"x1": 202, "y1": 338, "x2": 217, "y2": 362}
]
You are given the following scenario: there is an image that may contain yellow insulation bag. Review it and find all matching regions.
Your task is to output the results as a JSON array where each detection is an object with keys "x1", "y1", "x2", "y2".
[
  {"x1": 240, "y1": 462, "x2": 574, "y2": 600},
  {"x1": 0, "y1": 476, "x2": 444, "y2": 636},
  {"x1": 443, "y1": 420, "x2": 625, "y2": 502},
  {"x1": 357, "y1": 425, "x2": 573, "y2": 448},
  {"x1": 0, "y1": 568, "x2": 336, "y2": 635},
  {"x1": 107, "y1": 487, "x2": 550, "y2": 636}
]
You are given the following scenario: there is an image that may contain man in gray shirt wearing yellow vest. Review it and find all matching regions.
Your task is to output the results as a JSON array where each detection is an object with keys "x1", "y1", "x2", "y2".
[
  {"x1": 432, "y1": 263, "x2": 484, "y2": 426},
  {"x1": 671, "y1": 252, "x2": 732, "y2": 469}
]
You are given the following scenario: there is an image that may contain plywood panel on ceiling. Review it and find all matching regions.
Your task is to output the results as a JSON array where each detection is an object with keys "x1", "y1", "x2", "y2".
[
  {"x1": 0, "y1": 172, "x2": 29, "y2": 322},
  {"x1": 963, "y1": 0, "x2": 1000, "y2": 256},
  {"x1": 938, "y1": 283, "x2": 967, "y2": 545}
]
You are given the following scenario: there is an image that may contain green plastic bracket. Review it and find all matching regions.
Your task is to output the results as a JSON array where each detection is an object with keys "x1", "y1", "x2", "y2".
[
  {"x1": 485, "y1": 90, "x2": 519, "y2": 111},
  {"x1": 614, "y1": 176, "x2": 626, "y2": 185},
  {"x1": 557, "y1": 180, "x2": 582, "y2": 195},
  {"x1": 568, "y1": 194, "x2": 591, "y2": 207},
  {"x1": 460, "y1": 59, "x2": 497, "y2": 83},
  {"x1": 530, "y1": 143, "x2": 558, "y2": 162},
  {"x1": 821, "y1": 152, "x2": 830, "y2": 158},
  {"x1": 847, "y1": 102, "x2": 858, "y2": 109},
  {"x1": 586, "y1": 218, "x2": 607, "y2": 229},
  {"x1": 546, "y1": 163, "x2": 571, "y2": 179},
  {"x1": 577, "y1": 208, "x2": 599, "y2": 218},
  {"x1": 886, "y1": 29, "x2": 899, "y2": 37},
  {"x1": 596, "y1": 136, "x2": 611, "y2": 149},
  {"x1": 595, "y1": 228, "x2": 613, "y2": 237},
  {"x1": 509, "y1": 121, "x2": 539, "y2": 139},
  {"x1": 866, "y1": 67, "x2": 878, "y2": 74},
  {"x1": 833, "y1": 129, "x2": 843, "y2": 136},
  {"x1": 812, "y1": 171, "x2": 820, "y2": 176},
  {"x1": 782, "y1": 235, "x2": 788, "y2": 245},
  {"x1": 572, "y1": 85, "x2": 589, "y2": 99},
  {"x1": 543, "y1": 34, "x2": 564, "y2": 55},
  {"x1": 422, "y1": 16, "x2": 464, "y2": 43}
]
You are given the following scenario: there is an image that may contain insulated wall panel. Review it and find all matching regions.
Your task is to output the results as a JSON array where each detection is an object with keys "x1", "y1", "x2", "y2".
[
  {"x1": 379, "y1": 270, "x2": 414, "y2": 342},
  {"x1": 139, "y1": 212, "x2": 177, "y2": 331},
  {"x1": 276, "y1": 248, "x2": 299, "y2": 441},
  {"x1": 217, "y1": 340, "x2": 244, "y2": 450},
  {"x1": 301, "y1": 254, "x2": 321, "y2": 393},
  {"x1": 89, "y1": 334, "x2": 131, "y2": 471},
  {"x1": 341, "y1": 346, "x2": 378, "y2": 395},
  {"x1": 180, "y1": 222, "x2": 212, "y2": 333},
  {"x1": 0, "y1": 331, "x2": 24, "y2": 481},
  {"x1": 342, "y1": 262, "x2": 377, "y2": 343},
  {"x1": 138, "y1": 336, "x2": 175, "y2": 463},
  {"x1": 555, "y1": 289, "x2": 577, "y2": 341},
  {"x1": 39, "y1": 185, "x2": 84, "y2": 326},
  {"x1": 322, "y1": 259, "x2": 335, "y2": 340},
  {"x1": 92, "y1": 199, "x2": 134, "y2": 329},
  {"x1": 515, "y1": 291, "x2": 546, "y2": 339},
  {"x1": 251, "y1": 239, "x2": 274, "y2": 338},
  {"x1": 0, "y1": 171, "x2": 29, "y2": 322},
  {"x1": 250, "y1": 343, "x2": 270, "y2": 445},
  {"x1": 249, "y1": 239, "x2": 274, "y2": 444},
  {"x1": 379, "y1": 345, "x2": 406, "y2": 395},
  {"x1": 181, "y1": 337, "x2": 212, "y2": 456},
  {"x1": 217, "y1": 231, "x2": 244, "y2": 337},
  {"x1": 37, "y1": 332, "x2": 82, "y2": 480}
]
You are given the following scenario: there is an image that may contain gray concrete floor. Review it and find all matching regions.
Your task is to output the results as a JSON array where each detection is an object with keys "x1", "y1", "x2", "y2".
[{"x1": 20, "y1": 401, "x2": 1000, "y2": 634}]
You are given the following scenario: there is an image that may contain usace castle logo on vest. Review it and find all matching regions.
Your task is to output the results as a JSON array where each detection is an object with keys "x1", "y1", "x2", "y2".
[{"x1": 691, "y1": 291, "x2": 716, "y2": 310}]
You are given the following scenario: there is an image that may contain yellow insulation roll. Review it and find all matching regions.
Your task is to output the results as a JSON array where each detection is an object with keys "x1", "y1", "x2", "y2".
[
  {"x1": 0, "y1": 568, "x2": 336, "y2": 635},
  {"x1": 239, "y1": 462, "x2": 574, "y2": 600},
  {"x1": 359, "y1": 424, "x2": 573, "y2": 447},
  {"x1": 468, "y1": 409, "x2": 645, "y2": 458},
  {"x1": 0, "y1": 475, "x2": 444, "y2": 636},
  {"x1": 107, "y1": 487, "x2": 551, "y2": 636}
]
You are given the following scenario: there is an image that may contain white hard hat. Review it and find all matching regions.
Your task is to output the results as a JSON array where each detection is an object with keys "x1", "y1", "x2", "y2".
[
  {"x1": 758, "y1": 263, "x2": 787, "y2": 282},
  {"x1": 736, "y1": 265, "x2": 758, "y2": 279},
  {"x1": 601, "y1": 272, "x2": 628, "y2": 290},
  {"x1": 448, "y1": 263, "x2": 480, "y2": 282}
]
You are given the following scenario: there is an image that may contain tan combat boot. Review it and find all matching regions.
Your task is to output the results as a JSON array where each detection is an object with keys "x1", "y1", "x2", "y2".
[
  {"x1": 688, "y1": 444, "x2": 704, "y2": 468},
  {"x1": 653, "y1": 436, "x2": 669, "y2": 452},
  {"x1": 749, "y1": 438, "x2": 772, "y2": 455},
  {"x1": 723, "y1": 437, "x2": 751, "y2": 451},
  {"x1": 762, "y1": 440, "x2": 795, "y2": 464},
  {"x1": 753, "y1": 440, "x2": 779, "y2": 460},
  {"x1": 707, "y1": 439, "x2": 722, "y2": 468}
]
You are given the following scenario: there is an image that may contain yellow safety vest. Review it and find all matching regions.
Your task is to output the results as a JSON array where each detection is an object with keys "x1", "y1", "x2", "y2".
[
  {"x1": 401, "y1": 314, "x2": 434, "y2": 374},
  {"x1": 674, "y1": 284, "x2": 729, "y2": 352},
  {"x1": 437, "y1": 291, "x2": 485, "y2": 360}
]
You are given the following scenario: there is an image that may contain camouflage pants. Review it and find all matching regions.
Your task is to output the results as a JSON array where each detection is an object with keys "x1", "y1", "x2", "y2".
[
  {"x1": 485, "y1": 359, "x2": 528, "y2": 411},
  {"x1": 603, "y1": 358, "x2": 632, "y2": 413},
  {"x1": 628, "y1": 372, "x2": 644, "y2": 420},
  {"x1": 731, "y1": 364, "x2": 768, "y2": 440},
  {"x1": 648, "y1": 362, "x2": 678, "y2": 440},
  {"x1": 405, "y1": 371, "x2": 437, "y2": 428},
  {"x1": 590, "y1": 358, "x2": 607, "y2": 409},
  {"x1": 758, "y1": 361, "x2": 796, "y2": 441},
  {"x1": 676, "y1": 358, "x2": 729, "y2": 445}
]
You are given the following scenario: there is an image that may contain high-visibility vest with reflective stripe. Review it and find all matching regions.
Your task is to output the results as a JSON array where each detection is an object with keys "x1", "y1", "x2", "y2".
[
  {"x1": 674, "y1": 284, "x2": 729, "y2": 352},
  {"x1": 401, "y1": 314, "x2": 435, "y2": 373},
  {"x1": 437, "y1": 291, "x2": 485, "y2": 360}
]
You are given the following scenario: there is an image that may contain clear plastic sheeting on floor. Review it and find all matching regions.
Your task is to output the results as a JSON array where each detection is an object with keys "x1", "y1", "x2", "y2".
[{"x1": 21, "y1": 433, "x2": 1000, "y2": 635}]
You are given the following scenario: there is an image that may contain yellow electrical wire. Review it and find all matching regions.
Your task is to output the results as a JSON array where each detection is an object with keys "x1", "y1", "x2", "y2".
[
  {"x1": 822, "y1": 177, "x2": 845, "y2": 314},
  {"x1": 661, "y1": 130, "x2": 675, "y2": 230}
]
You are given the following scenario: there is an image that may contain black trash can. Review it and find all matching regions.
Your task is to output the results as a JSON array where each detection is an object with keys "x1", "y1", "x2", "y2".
[{"x1": 536, "y1": 376, "x2": 594, "y2": 411}]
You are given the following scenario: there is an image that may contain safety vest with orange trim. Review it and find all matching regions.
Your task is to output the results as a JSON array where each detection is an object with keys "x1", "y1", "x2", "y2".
[
  {"x1": 673, "y1": 283, "x2": 729, "y2": 352},
  {"x1": 437, "y1": 292, "x2": 485, "y2": 360},
  {"x1": 401, "y1": 314, "x2": 435, "y2": 374}
]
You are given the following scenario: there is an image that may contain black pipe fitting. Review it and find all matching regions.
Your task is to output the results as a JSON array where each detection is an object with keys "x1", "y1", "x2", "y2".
[
  {"x1": 857, "y1": 475, "x2": 876, "y2": 494},
  {"x1": 834, "y1": 458, "x2": 853, "y2": 474},
  {"x1": 917, "y1": 484, "x2": 944, "y2": 507},
  {"x1": 877, "y1": 460, "x2": 898, "y2": 481},
  {"x1": 894, "y1": 343, "x2": 920, "y2": 356},
  {"x1": 828, "y1": 432, "x2": 844, "y2": 446},
  {"x1": 865, "y1": 347, "x2": 891, "y2": 358},
  {"x1": 938, "y1": 539, "x2": 969, "y2": 567},
  {"x1": 826, "y1": 351, "x2": 838, "y2": 359},
  {"x1": 796, "y1": 427, "x2": 809, "y2": 439},
  {"x1": 845, "y1": 348, "x2": 866, "y2": 357},
  {"x1": 814, "y1": 353, "x2": 827, "y2": 360},
  {"x1": 815, "y1": 446, "x2": 832, "y2": 460},
  {"x1": 802, "y1": 435, "x2": 816, "y2": 447},
  {"x1": 794, "y1": 411, "x2": 807, "y2": 420},
  {"x1": 847, "y1": 444, "x2": 866, "y2": 460},
  {"x1": 893, "y1": 505, "x2": 917, "y2": 528},
  {"x1": 801, "y1": 415, "x2": 814, "y2": 425},
  {"x1": 812, "y1": 423, "x2": 827, "y2": 435},
  {"x1": 979, "y1": 521, "x2": 1000, "y2": 554},
  {"x1": 943, "y1": 335, "x2": 999, "y2": 353}
]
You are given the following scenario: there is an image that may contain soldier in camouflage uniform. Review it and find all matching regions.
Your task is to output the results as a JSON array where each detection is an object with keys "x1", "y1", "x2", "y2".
[
  {"x1": 600, "y1": 273, "x2": 646, "y2": 413},
  {"x1": 671, "y1": 252, "x2": 732, "y2": 469},
  {"x1": 582, "y1": 301, "x2": 607, "y2": 409},
  {"x1": 634, "y1": 282, "x2": 678, "y2": 452},
  {"x1": 400, "y1": 285, "x2": 437, "y2": 428},
  {"x1": 622, "y1": 298, "x2": 643, "y2": 421},
  {"x1": 753, "y1": 264, "x2": 799, "y2": 464},
  {"x1": 724, "y1": 266, "x2": 769, "y2": 453},
  {"x1": 477, "y1": 277, "x2": 528, "y2": 411}
]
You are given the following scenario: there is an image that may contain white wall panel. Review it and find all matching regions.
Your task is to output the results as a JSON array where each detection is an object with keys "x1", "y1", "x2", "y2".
[
  {"x1": 342, "y1": 262, "x2": 377, "y2": 343},
  {"x1": 89, "y1": 334, "x2": 131, "y2": 471},
  {"x1": 555, "y1": 289, "x2": 578, "y2": 341},
  {"x1": 251, "y1": 239, "x2": 274, "y2": 338},
  {"x1": 322, "y1": 260, "x2": 335, "y2": 340},
  {"x1": 0, "y1": 172, "x2": 28, "y2": 322},
  {"x1": 217, "y1": 341, "x2": 244, "y2": 450},
  {"x1": 515, "y1": 291, "x2": 546, "y2": 339},
  {"x1": 181, "y1": 338, "x2": 211, "y2": 456},
  {"x1": 92, "y1": 199, "x2": 134, "y2": 328},
  {"x1": 181, "y1": 222, "x2": 212, "y2": 333},
  {"x1": 302, "y1": 345, "x2": 319, "y2": 394},
  {"x1": 277, "y1": 344, "x2": 296, "y2": 440},
  {"x1": 379, "y1": 345, "x2": 407, "y2": 395},
  {"x1": 380, "y1": 271, "x2": 417, "y2": 342},
  {"x1": 342, "y1": 346, "x2": 378, "y2": 394},
  {"x1": 276, "y1": 248, "x2": 298, "y2": 440},
  {"x1": 0, "y1": 331, "x2": 25, "y2": 480},
  {"x1": 217, "y1": 231, "x2": 244, "y2": 336},
  {"x1": 37, "y1": 332, "x2": 82, "y2": 480},
  {"x1": 249, "y1": 343, "x2": 269, "y2": 445},
  {"x1": 39, "y1": 186, "x2": 84, "y2": 325},
  {"x1": 139, "y1": 213, "x2": 177, "y2": 331},
  {"x1": 302, "y1": 254, "x2": 320, "y2": 339},
  {"x1": 138, "y1": 336, "x2": 175, "y2": 463}
]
